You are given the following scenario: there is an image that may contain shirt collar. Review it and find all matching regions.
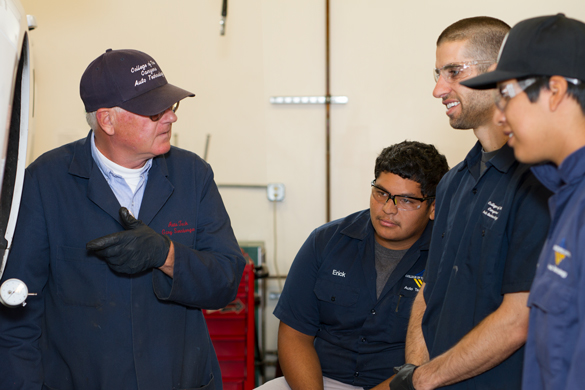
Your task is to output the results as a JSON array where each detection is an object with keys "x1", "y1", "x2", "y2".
[
  {"x1": 459, "y1": 141, "x2": 516, "y2": 174},
  {"x1": 341, "y1": 209, "x2": 433, "y2": 251},
  {"x1": 69, "y1": 131, "x2": 168, "y2": 179},
  {"x1": 532, "y1": 146, "x2": 585, "y2": 192},
  {"x1": 90, "y1": 132, "x2": 152, "y2": 179},
  {"x1": 341, "y1": 210, "x2": 373, "y2": 240}
]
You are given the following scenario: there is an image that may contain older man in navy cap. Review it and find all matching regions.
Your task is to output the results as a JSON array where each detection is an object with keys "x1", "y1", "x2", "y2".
[
  {"x1": 463, "y1": 13, "x2": 585, "y2": 390},
  {"x1": 0, "y1": 48, "x2": 245, "y2": 390}
]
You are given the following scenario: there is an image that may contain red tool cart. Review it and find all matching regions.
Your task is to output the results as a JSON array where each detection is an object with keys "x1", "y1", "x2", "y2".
[{"x1": 204, "y1": 262, "x2": 255, "y2": 390}]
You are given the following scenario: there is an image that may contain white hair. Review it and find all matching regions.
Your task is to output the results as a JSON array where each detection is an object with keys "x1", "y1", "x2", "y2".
[
  {"x1": 85, "y1": 107, "x2": 123, "y2": 131},
  {"x1": 85, "y1": 111, "x2": 98, "y2": 131}
]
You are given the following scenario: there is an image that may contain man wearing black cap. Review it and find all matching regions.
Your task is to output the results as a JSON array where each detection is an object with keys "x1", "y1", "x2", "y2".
[
  {"x1": 391, "y1": 17, "x2": 551, "y2": 390},
  {"x1": 462, "y1": 13, "x2": 585, "y2": 390},
  {"x1": 0, "y1": 49, "x2": 246, "y2": 389}
]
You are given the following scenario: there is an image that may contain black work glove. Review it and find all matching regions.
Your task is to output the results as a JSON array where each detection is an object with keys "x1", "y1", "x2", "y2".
[
  {"x1": 390, "y1": 364, "x2": 417, "y2": 390},
  {"x1": 87, "y1": 207, "x2": 171, "y2": 274}
]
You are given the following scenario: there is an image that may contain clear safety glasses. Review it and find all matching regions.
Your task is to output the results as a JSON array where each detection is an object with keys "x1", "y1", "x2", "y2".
[
  {"x1": 496, "y1": 77, "x2": 582, "y2": 111},
  {"x1": 433, "y1": 61, "x2": 493, "y2": 83}
]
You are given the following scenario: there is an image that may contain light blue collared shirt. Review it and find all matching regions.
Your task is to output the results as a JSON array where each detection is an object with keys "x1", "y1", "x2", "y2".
[{"x1": 90, "y1": 133, "x2": 152, "y2": 218}]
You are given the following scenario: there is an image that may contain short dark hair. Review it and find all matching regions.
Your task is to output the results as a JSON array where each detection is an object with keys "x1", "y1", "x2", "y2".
[
  {"x1": 374, "y1": 141, "x2": 449, "y2": 198},
  {"x1": 437, "y1": 17, "x2": 511, "y2": 73},
  {"x1": 522, "y1": 76, "x2": 585, "y2": 115}
]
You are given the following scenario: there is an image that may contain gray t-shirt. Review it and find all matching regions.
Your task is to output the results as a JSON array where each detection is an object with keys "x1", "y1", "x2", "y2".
[
  {"x1": 481, "y1": 149, "x2": 499, "y2": 176},
  {"x1": 375, "y1": 240, "x2": 408, "y2": 299}
]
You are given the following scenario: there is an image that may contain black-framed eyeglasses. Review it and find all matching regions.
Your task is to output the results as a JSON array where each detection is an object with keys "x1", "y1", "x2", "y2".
[
  {"x1": 433, "y1": 61, "x2": 492, "y2": 83},
  {"x1": 149, "y1": 101, "x2": 180, "y2": 122},
  {"x1": 371, "y1": 180, "x2": 434, "y2": 211}
]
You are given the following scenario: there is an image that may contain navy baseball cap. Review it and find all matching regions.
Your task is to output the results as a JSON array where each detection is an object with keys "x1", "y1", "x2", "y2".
[
  {"x1": 462, "y1": 14, "x2": 585, "y2": 90},
  {"x1": 80, "y1": 49, "x2": 195, "y2": 116}
]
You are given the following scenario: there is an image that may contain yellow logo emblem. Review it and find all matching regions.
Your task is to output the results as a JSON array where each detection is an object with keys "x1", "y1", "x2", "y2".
[
  {"x1": 555, "y1": 252, "x2": 565, "y2": 266},
  {"x1": 553, "y1": 244, "x2": 571, "y2": 266}
]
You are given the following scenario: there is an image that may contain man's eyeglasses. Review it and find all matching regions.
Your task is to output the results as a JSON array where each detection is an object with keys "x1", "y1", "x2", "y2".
[
  {"x1": 371, "y1": 181, "x2": 434, "y2": 211},
  {"x1": 496, "y1": 77, "x2": 582, "y2": 112},
  {"x1": 149, "y1": 101, "x2": 180, "y2": 122},
  {"x1": 433, "y1": 61, "x2": 492, "y2": 83}
]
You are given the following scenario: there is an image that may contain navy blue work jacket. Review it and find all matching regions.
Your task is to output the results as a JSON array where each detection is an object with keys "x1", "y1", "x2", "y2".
[
  {"x1": 523, "y1": 146, "x2": 585, "y2": 390},
  {"x1": 274, "y1": 210, "x2": 431, "y2": 390},
  {"x1": 0, "y1": 132, "x2": 246, "y2": 390},
  {"x1": 422, "y1": 142, "x2": 550, "y2": 390}
]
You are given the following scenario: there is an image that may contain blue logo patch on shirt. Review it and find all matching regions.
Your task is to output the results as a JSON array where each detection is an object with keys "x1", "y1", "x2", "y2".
[
  {"x1": 553, "y1": 241, "x2": 571, "y2": 265},
  {"x1": 548, "y1": 240, "x2": 571, "y2": 279}
]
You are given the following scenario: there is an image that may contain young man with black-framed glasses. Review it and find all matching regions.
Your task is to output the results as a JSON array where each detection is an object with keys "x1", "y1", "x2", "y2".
[{"x1": 256, "y1": 141, "x2": 448, "y2": 390}]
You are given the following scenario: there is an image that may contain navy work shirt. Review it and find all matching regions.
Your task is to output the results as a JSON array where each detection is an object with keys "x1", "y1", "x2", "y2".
[
  {"x1": 422, "y1": 142, "x2": 550, "y2": 390},
  {"x1": 0, "y1": 132, "x2": 246, "y2": 390},
  {"x1": 523, "y1": 146, "x2": 585, "y2": 390},
  {"x1": 274, "y1": 210, "x2": 431, "y2": 389}
]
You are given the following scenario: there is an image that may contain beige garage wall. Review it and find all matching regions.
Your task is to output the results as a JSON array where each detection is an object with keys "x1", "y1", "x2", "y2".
[{"x1": 21, "y1": 0, "x2": 585, "y2": 352}]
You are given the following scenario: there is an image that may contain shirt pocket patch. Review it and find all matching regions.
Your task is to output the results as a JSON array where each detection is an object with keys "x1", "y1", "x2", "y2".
[
  {"x1": 528, "y1": 275, "x2": 575, "y2": 375},
  {"x1": 528, "y1": 276, "x2": 573, "y2": 314},
  {"x1": 55, "y1": 246, "x2": 107, "y2": 307},
  {"x1": 314, "y1": 278, "x2": 360, "y2": 307}
]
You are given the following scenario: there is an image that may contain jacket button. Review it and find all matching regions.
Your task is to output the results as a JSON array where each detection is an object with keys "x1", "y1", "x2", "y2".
[
  {"x1": 354, "y1": 372, "x2": 359, "y2": 377},
  {"x1": 331, "y1": 296, "x2": 336, "y2": 302},
  {"x1": 371, "y1": 309, "x2": 376, "y2": 314},
  {"x1": 472, "y1": 189, "x2": 478, "y2": 194}
]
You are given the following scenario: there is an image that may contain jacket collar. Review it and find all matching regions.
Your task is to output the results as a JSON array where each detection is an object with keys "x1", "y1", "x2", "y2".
[
  {"x1": 68, "y1": 131, "x2": 172, "y2": 225},
  {"x1": 68, "y1": 131, "x2": 170, "y2": 178},
  {"x1": 532, "y1": 145, "x2": 585, "y2": 193},
  {"x1": 68, "y1": 131, "x2": 94, "y2": 179}
]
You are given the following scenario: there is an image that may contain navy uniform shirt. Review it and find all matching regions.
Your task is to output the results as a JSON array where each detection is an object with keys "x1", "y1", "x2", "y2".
[
  {"x1": 422, "y1": 142, "x2": 550, "y2": 390},
  {"x1": 0, "y1": 132, "x2": 246, "y2": 390},
  {"x1": 274, "y1": 210, "x2": 431, "y2": 390},
  {"x1": 523, "y1": 146, "x2": 585, "y2": 390}
]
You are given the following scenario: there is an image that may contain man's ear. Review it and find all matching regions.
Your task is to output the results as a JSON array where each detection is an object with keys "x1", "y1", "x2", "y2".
[
  {"x1": 548, "y1": 76, "x2": 569, "y2": 112},
  {"x1": 96, "y1": 108, "x2": 115, "y2": 136},
  {"x1": 429, "y1": 200, "x2": 436, "y2": 221}
]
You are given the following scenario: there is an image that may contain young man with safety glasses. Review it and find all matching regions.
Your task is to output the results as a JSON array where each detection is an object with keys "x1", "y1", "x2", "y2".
[
  {"x1": 462, "y1": 13, "x2": 585, "y2": 390},
  {"x1": 257, "y1": 141, "x2": 449, "y2": 390},
  {"x1": 391, "y1": 17, "x2": 551, "y2": 390}
]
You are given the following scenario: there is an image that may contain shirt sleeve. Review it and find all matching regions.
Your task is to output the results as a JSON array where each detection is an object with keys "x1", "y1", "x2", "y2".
[
  {"x1": 273, "y1": 229, "x2": 322, "y2": 336},
  {"x1": 501, "y1": 170, "x2": 551, "y2": 294},
  {"x1": 0, "y1": 169, "x2": 48, "y2": 389},
  {"x1": 152, "y1": 164, "x2": 246, "y2": 309},
  {"x1": 565, "y1": 226, "x2": 585, "y2": 389}
]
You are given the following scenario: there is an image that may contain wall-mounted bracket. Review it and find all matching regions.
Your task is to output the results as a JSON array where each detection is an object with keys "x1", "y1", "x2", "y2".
[{"x1": 269, "y1": 96, "x2": 348, "y2": 105}]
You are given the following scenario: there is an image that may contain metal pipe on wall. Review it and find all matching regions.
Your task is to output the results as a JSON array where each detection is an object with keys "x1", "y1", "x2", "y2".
[{"x1": 325, "y1": 0, "x2": 331, "y2": 222}]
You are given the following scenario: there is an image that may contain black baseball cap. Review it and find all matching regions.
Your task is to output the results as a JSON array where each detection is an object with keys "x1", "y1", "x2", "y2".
[
  {"x1": 80, "y1": 49, "x2": 195, "y2": 116},
  {"x1": 462, "y1": 14, "x2": 585, "y2": 90}
]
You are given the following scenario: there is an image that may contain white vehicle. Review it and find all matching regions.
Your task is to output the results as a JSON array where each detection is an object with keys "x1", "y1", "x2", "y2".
[{"x1": 0, "y1": 0, "x2": 36, "y2": 285}]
